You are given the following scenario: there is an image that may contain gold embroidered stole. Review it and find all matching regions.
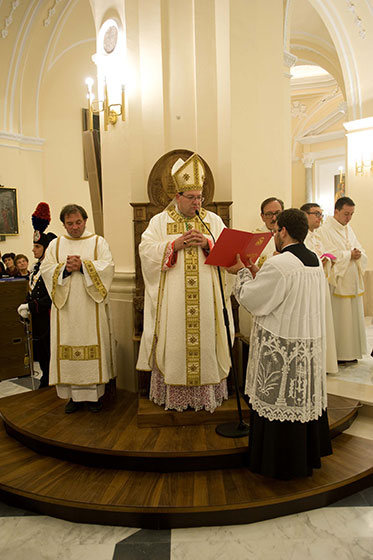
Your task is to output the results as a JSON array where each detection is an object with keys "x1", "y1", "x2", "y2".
[{"x1": 166, "y1": 206, "x2": 210, "y2": 386}]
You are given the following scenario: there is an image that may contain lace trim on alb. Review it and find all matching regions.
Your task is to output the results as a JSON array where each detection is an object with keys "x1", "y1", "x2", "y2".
[{"x1": 245, "y1": 322, "x2": 327, "y2": 423}]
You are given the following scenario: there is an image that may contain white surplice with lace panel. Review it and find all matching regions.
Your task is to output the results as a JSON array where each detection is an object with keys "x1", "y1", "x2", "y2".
[{"x1": 235, "y1": 252, "x2": 327, "y2": 424}]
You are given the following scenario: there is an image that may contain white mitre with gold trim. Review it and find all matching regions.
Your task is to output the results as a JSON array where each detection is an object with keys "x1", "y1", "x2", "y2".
[{"x1": 171, "y1": 153, "x2": 205, "y2": 193}]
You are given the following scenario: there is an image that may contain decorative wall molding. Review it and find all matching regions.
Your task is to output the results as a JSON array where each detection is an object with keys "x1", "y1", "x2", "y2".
[
  {"x1": 299, "y1": 130, "x2": 346, "y2": 145},
  {"x1": 302, "y1": 110, "x2": 346, "y2": 138},
  {"x1": 283, "y1": 50, "x2": 297, "y2": 68},
  {"x1": 345, "y1": 1, "x2": 366, "y2": 39},
  {"x1": 343, "y1": 116, "x2": 373, "y2": 133},
  {"x1": 0, "y1": 131, "x2": 45, "y2": 145},
  {"x1": 1, "y1": 0, "x2": 20, "y2": 39},
  {"x1": 44, "y1": 0, "x2": 64, "y2": 27},
  {"x1": 291, "y1": 101, "x2": 307, "y2": 118},
  {"x1": 0, "y1": 131, "x2": 45, "y2": 152},
  {"x1": 110, "y1": 271, "x2": 136, "y2": 297},
  {"x1": 291, "y1": 74, "x2": 337, "y2": 91}
]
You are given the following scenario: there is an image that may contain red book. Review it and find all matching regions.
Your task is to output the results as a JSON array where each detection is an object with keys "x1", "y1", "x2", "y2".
[{"x1": 205, "y1": 228, "x2": 273, "y2": 267}]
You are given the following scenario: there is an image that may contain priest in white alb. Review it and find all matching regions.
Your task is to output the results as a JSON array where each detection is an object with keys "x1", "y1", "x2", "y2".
[
  {"x1": 137, "y1": 153, "x2": 233, "y2": 412},
  {"x1": 41, "y1": 204, "x2": 116, "y2": 413},
  {"x1": 318, "y1": 196, "x2": 367, "y2": 364},
  {"x1": 301, "y1": 202, "x2": 338, "y2": 374}
]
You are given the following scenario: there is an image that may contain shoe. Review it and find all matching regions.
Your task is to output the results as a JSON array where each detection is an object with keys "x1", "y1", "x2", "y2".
[
  {"x1": 65, "y1": 399, "x2": 82, "y2": 414},
  {"x1": 338, "y1": 359, "x2": 358, "y2": 367},
  {"x1": 87, "y1": 400, "x2": 103, "y2": 413}
]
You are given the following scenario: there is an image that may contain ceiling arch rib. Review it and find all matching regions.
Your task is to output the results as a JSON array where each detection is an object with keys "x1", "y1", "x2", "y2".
[
  {"x1": 34, "y1": 0, "x2": 83, "y2": 137},
  {"x1": 290, "y1": 40, "x2": 345, "y2": 97},
  {"x1": 306, "y1": 0, "x2": 361, "y2": 119},
  {"x1": 3, "y1": 0, "x2": 42, "y2": 134}
]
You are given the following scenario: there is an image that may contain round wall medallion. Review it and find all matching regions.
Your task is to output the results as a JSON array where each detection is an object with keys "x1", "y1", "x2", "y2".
[{"x1": 103, "y1": 24, "x2": 118, "y2": 54}]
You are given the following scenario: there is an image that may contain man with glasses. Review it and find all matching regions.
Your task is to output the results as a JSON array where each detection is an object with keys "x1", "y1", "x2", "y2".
[
  {"x1": 137, "y1": 153, "x2": 233, "y2": 412},
  {"x1": 228, "y1": 209, "x2": 332, "y2": 479},
  {"x1": 318, "y1": 196, "x2": 367, "y2": 365},
  {"x1": 256, "y1": 197, "x2": 284, "y2": 268},
  {"x1": 301, "y1": 202, "x2": 338, "y2": 374},
  {"x1": 238, "y1": 197, "x2": 285, "y2": 344}
]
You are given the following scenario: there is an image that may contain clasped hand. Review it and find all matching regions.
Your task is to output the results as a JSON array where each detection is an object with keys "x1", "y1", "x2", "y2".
[
  {"x1": 66, "y1": 255, "x2": 82, "y2": 272},
  {"x1": 174, "y1": 229, "x2": 209, "y2": 252},
  {"x1": 351, "y1": 248, "x2": 361, "y2": 260}
]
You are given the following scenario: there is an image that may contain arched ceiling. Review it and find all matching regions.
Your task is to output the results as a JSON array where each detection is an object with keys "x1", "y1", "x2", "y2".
[{"x1": 289, "y1": 0, "x2": 345, "y2": 97}]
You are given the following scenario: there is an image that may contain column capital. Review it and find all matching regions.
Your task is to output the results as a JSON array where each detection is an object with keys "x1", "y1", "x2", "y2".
[{"x1": 302, "y1": 153, "x2": 314, "y2": 168}]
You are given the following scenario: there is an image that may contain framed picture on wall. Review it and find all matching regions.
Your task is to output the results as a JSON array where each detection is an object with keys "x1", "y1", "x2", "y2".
[
  {"x1": 334, "y1": 173, "x2": 345, "y2": 201},
  {"x1": 0, "y1": 187, "x2": 19, "y2": 235}
]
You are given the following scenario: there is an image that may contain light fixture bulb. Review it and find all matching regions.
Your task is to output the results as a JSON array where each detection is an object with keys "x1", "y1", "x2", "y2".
[{"x1": 85, "y1": 77, "x2": 94, "y2": 88}]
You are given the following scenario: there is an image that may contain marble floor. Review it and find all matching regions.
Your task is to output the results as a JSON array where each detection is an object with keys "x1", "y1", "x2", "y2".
[{"x1": 0, "y1": 331, "x2": 372, "y2": 560}]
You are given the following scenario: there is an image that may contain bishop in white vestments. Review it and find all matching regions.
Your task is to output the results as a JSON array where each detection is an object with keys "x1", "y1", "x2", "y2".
[
  {"x1": 41, "y1": 204, "x2": 116, "y2": 413},
  {"x1": 137, "y1": 153, "x2": 233, "y2": 412}
]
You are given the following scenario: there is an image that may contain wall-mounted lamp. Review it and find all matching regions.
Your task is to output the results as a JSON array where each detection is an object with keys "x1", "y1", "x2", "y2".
[
  {"x1": 344, "y1": 117, "x2": 373, "y2": 178},
  {"x1": 85, "y1": 77, "x2": 125, "y2": 132},
  {"x1": 355, "y1": 156, "x2": 373, "y2": 176}
]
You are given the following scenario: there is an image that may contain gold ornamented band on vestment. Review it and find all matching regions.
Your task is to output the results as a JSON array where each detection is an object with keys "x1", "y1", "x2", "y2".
[
  {"x1": 58, "y1": 344, "x2": 100, "y2": 360},
  {"x1": 184, "y1": 245, "x2": 201, "y2": 386},
  {"x1": 166, "y1": 205, "x2": 210, "y2": 235},
  {"x1": 51, "y1": 262, "x2": 65, "y2": 303},
  {"x1": 83, "y1": 259, "x2": 107, "y2": 299},
  {"x1": 333, "y1": 292, "x2": 364, "y2": 298}
]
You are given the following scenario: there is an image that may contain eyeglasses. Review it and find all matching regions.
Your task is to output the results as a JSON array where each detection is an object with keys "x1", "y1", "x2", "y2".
[
  {"x1": 307, "y1": 211, "x2": 323, "y2": 218},
  {"x1": 181, "y1": 194, "x2": 204, "y2": 202},
  {"x1": 263, "y1": 210, "x2": 281, "y2": 218}
]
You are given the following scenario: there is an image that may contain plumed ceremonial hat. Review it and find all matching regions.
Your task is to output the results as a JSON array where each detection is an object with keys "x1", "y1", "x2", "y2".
[
  {"x1": 171, "y1": 153, "x2": 205, "y2": 193},
  {"x1": 32, "y1": 202, "x2": 56, "y2": 249}
]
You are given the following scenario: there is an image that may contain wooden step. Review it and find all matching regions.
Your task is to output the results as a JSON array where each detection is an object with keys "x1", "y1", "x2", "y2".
[
  {"x1": 137, "y1": 394, "x2": 250, "y2": 427},
  {"x1": 0, "y1": 389, "x2": 360, "y2": 472},
  {"x1": 0, "y1": 420, "x2": 371, "y2": 529}
]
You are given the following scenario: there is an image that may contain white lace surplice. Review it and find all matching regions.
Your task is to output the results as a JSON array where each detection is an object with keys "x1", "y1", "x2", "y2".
[{"x1": 235, "y1": 252, "x2": 327, "y2": 423}]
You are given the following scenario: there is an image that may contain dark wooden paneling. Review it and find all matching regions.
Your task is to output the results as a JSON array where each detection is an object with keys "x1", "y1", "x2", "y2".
[{"x1": 0, "y1": 279, "x2": 30, "y2": 380}]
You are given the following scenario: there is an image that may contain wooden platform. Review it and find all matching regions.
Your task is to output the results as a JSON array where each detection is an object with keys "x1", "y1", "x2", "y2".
[
  {"x1": 0, "y1": 388, "x2": 371, "y2": 529},
  {"x1": 137, "y1": 394, "x2": 250, "y2": 427},
  {"x1": 0, "y1": 389, "x2": 359, "y2": 471}
]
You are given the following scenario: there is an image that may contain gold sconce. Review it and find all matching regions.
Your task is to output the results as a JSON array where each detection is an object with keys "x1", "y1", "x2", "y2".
[
  {"x1": 355, "y1": 157, "x2": 373, "y2": 176},
  {"x1": 344, "y1": 117, "x2": 373, "y2": 178},
  {"x1": 85, "y1": 77, "x2": 125, "y2": 131}
]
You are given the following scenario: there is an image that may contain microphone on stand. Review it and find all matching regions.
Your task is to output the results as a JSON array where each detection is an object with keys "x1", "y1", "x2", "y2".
[
  {"x1": 195, "y1": 209, "x2": 215, "y2": 243},
  {"x1": 195, "y1": 209, "x2": 249, "y2": 438}
]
